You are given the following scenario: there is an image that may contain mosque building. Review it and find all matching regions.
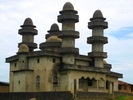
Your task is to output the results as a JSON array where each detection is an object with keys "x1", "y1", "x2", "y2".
[{"x1": 6, "y1": 2, "x2": 122, "y2": 92}]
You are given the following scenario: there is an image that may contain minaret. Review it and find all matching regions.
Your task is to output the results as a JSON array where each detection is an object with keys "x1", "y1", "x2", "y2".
[
  {"x1": 45, "y1": 23, "x2": 61, "y2": 39},
  {"x1": 87, "y1": 10, "x2": 108, "y2": 68},
  {"x1": 58, "y1": 2, "x2": 79, "y2": 65},
  {"x1": 39, "y1": 23, "x2": 62, "y2": 51},
  {"x1": 18, "y1": 18, "x2": 38, "y2": 51}
]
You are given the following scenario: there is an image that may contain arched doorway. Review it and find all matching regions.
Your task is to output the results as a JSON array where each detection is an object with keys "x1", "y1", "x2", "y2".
[{"x1": 79, "y1": 77, "x2": 97, "y2": 92}]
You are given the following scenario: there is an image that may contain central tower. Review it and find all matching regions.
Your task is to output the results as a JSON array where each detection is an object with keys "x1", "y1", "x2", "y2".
[{"x1": 58, "y1": 2, "x2": 79, "y2": 66}]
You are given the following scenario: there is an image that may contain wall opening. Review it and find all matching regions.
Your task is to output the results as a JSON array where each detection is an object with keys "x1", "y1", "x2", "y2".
[
  {"x1": 53, "y1": 76, "x2": 58, "y2": 87},
  {"x1": 14, "y1": 63, "x2": 17, "y2": 67},
  {"x1": 18, "y1": 81, "x2": 20, "y2": 84},
  {"x1": 106, "y1": 81, "x2": 109, "y2": 89},
  {"x1": 118, "y1": 85, "x2": 122, "y2": 90},
  {"x1": 53, "y1": 58, "x2": 56, "y2": 63},
  {"x1": 36, "y1": 75, "x2": 40, "y2": 87},
  {"x1": 37, "y1": 58, "x2": 40, "y2": 63}
]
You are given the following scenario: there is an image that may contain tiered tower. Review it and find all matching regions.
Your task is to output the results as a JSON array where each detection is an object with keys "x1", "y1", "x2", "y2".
[
  {"x1": 18, "y1": 18, "x2": 38, "y2": 51},
  {"x1": 87, "y1": 10, "x2": 108, "y2": 68},
  {"x1": 58, "y1": 2, "x2": 79, "y2": 66},
  {"x1": 45, "y1": 23, "x2": 61, "y2": 39},
  {"x1": 39, "y1": 23, "x2": 62, "y2": 51}
]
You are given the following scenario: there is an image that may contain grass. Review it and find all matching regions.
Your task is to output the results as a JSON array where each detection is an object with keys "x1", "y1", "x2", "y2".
[{"x1": 115, "y1": 95, "x2": 133, "y2": 100}]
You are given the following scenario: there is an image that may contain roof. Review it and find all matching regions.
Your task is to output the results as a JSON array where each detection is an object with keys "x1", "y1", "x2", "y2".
[
  {"x1": 0, "y1": 81, "x2": 9, "y2": 86},
  {"x1": 118, "y1": 80, "x2": 133, "y2": 85}
]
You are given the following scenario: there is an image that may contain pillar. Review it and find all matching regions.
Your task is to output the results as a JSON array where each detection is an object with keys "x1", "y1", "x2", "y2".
[
  {"x1": 108, "y1": 81, "x2": 110, "y2": 94},
  {"x1": 97, "y1": 80, "x2": 99, "y2": 90},
  {"x1": 77, "y1": 79, "x2": 79, "y2": 91},
  {"x1": 74, "y1": 79, "x2": 77, "y2": 95},
  {"x1": 112, "y1": 82, "x2": 114, "y2": 96},
  {"x1": 104, "y1": 81, "x2": 106, "y2": 91}
]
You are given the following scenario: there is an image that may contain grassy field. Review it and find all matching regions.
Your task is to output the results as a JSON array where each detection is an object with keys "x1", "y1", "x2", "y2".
[{"x1": 115, "y1": 95, "x2": 133, "y2": 100}]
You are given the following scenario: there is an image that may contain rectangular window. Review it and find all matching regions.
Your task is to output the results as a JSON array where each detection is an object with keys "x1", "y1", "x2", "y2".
[
  {"x1": 14, "y1": 63, "x2": 17, "y2": 67},
  {"x1": 53, "y1": 59, "x2": 56, "y2": 63},
  {"x1": 18, "y1": 81, "x2": 20, "y2": 84},
  {"x1": 118, "y1": 85, "x2": 122, "y2": 90},
  {"x1": 88, "y1": 81, "x2": 92, "y2": 86},
  {"x1": 37, "y1": 59, "x2": 40, "y2": 63}
]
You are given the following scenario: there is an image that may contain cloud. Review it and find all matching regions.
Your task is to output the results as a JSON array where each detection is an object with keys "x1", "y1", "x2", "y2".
[
  {"x1": 126, "y1": 33, "x2": 133, "y2": 37},
  {"x1": 107, "y1": 27, "x2": 133, "y2": 39},
  {"x1": 0, "y1": 0, "x2": 133, "y2": 83},
  {"x1": 18, "y1": 1, "x2": 35, "y2": 10}
]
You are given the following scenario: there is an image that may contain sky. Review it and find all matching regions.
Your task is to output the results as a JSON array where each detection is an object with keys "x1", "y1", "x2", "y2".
[{"x1": 0, "y1": 0, "x2": 133, "y2": 84}]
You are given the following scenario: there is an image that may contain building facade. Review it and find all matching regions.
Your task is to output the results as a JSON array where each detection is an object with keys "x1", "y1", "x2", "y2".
[{"x1": 6, "y1": 2, "x2": 122, "y2": 92}]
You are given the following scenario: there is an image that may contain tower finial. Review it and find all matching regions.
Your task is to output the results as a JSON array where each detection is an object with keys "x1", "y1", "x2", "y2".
[
  {"x1": 93, "y1": 10, "x2": 104, "y2": 18},
  {"x1": 21, "y1": 18, "x2": 36, "y2": 28},
  {"x1": 63, "y1": 2, "x2": 74, "y2": 10}
]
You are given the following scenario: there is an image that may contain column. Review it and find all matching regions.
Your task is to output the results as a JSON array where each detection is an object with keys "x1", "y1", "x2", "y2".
[
  {"x1": 112, "y1": 82, "x2": 114, "y2": 96},
  {"x1": 104, "y1": 81, "x2": 106, "y2": 91},
  {"x1": 97, "y1": 80, "x2": 99, "y2": 90},
  {"x1": 108, "y1": 81, "x2": 110, "y2": 94},
  {"x1": 77, "y1": 79, "x2": 79, "y2": 91}
]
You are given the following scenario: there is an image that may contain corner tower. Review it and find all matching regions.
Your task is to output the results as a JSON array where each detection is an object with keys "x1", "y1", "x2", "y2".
[
  {"x1": 58, "y1": 2, "x2": 79, "y2": 65},
  {"x1": 18, "y1": 18, "x2": 38, "y2": 51},
  {"x1": 87, "y1": 10, "x2": 108, "y2": 68}
]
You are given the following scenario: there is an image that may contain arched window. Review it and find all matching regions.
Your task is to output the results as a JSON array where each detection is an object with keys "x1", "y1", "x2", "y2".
[
  {"x1": 79, "y1": 77, "x2": 85, "y2": 89},
  {"x1": 53, "y1": 76, "x2": 58, "y2": 87},
  {"x1": 36, "y1": 75, "x2": 40, "y2": 87}
]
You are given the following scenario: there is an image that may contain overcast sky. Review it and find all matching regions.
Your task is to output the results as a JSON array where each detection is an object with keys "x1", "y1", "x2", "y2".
[{"x1": 0, "y1": 0, "x2": 133, "y2": 83}]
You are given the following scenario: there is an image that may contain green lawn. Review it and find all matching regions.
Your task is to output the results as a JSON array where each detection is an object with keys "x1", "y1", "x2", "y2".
[{"x1": 115, "y1": 95, "x2": 133, "y2": 100}]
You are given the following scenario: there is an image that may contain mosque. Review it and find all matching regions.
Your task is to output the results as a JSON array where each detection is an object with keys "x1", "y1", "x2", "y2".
[{"x1": 6, "y1": 2, "x2": 122, "y2": 92}]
